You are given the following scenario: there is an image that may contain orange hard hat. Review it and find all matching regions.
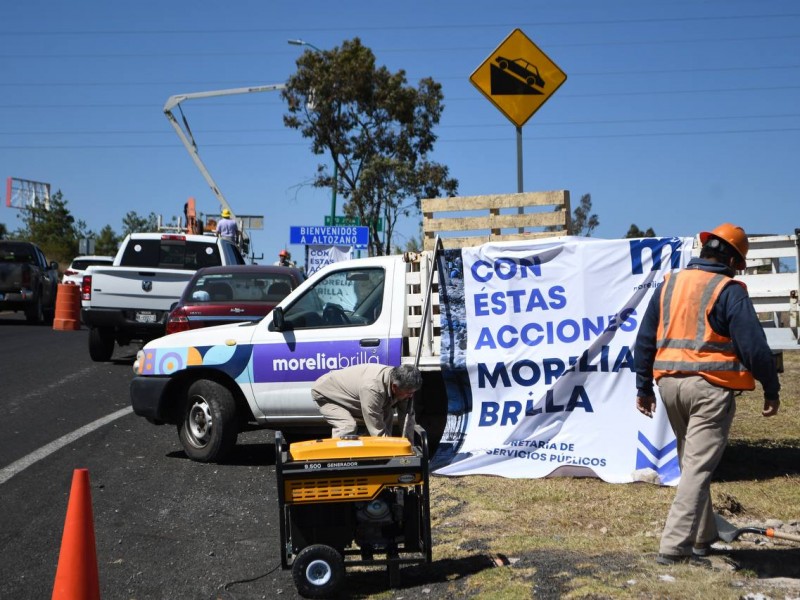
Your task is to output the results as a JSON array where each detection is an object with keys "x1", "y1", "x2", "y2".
[
  {"x1": 699, "y1": 223, "x2": 748, "y2": 269},
  {"x1": 279, "y1": 249, "x2": 289, "y2": 257}
]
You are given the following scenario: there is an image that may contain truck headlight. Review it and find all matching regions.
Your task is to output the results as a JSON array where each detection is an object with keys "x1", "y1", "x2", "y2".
[{"x1": 133, "y1": 350, "x2": 144, "y2": 375}]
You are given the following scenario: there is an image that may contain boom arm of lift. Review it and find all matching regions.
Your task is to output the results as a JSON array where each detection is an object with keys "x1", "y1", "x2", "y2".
[{"x1": 163, "y1": 83, "x2": 287, "y2": 249}]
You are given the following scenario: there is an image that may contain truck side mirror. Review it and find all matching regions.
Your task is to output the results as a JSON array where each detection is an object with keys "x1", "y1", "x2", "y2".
[{"x1": 272, "y1": 306, "x2": 285, "y2": 331}]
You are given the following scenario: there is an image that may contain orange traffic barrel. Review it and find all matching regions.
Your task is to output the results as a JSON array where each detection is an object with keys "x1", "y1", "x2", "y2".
[{"x1": 53, "y1": 283, "x2": 82, "y2": 331}]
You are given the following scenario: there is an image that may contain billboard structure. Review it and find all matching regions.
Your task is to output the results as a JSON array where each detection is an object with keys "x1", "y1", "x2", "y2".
[{"x1": 5, "y1": 177, "x2": 51, "y2": 210}]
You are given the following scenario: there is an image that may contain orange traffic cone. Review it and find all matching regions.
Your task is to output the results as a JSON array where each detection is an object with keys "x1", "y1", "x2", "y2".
[
  {"x1": 53, "y1": 283, "x2": 81, "y2": 331},
  {"x1": 52, "y1": 468, "x2": 101, "y2": 600}
]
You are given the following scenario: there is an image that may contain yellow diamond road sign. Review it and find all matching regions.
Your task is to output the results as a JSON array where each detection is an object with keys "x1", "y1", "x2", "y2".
[{"x1": 470, "y1": 28, "x2": 567, "y2": 127}]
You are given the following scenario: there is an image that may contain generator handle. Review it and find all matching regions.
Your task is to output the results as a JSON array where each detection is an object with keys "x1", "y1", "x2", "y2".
[
  {"x1": 274, "y1": 430, "x2": 291, "y2": 570},
  {"x1": 413, "y1": 424, "x2": 433, "y2": 563},
  {"x1": 413, "y1": 425, "x2": 429, "y2": 463}
]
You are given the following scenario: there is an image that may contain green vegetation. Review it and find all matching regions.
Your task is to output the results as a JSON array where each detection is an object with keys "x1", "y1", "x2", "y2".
[
  {"x1": 5, "y1": 192, "x2": 162, "y2": 270},
  {"x1": 570, "y1": 193, "x2": 599, "y2": 236},
  {"x1": 625, "y1": 224, "x2": 656, "y2": 238},
  {"x1": 10, "y1": 190, "x2": 88, "y2": 267},
  {"x1": 120, "y1": 210, "x2": 159, "y2": 237},
  {"x1": 93, "y1": 224, "x2": 121, "y2": 256},
  {"x1": 283, "y1": 37, "x2": 458, "y2": 256}
]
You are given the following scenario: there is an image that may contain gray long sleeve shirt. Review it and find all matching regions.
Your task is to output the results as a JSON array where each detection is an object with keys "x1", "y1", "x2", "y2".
[{"x1": 311, "y1": 363, "x2": 413, "y2": 437}]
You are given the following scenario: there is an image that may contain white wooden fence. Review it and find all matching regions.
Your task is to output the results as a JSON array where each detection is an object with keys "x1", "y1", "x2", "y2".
[{"x1": 735, "y1": 231, "x2": 799, "y2": 351}]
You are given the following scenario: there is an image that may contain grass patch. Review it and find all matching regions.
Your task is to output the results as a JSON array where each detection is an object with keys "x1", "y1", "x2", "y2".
[{"x1": 423, "y1": 351, "x2": 800, "y2": 599}]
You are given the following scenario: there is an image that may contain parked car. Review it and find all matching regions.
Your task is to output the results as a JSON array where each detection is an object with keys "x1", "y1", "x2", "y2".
[
  {"x1": 165, "y1": 264, "x2": 305, "y2": 334},
  {"x1": 0, "y1": 240, "x2": 59, "y2": 323},
  {"x1": 62, "y1": 255, "x2": 114, "y2": 286}
]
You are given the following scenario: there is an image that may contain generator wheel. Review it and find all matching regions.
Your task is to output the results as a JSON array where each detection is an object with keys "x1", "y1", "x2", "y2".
[{"x1": 292, "y1": 544, "x2": 344, "y2": 599}]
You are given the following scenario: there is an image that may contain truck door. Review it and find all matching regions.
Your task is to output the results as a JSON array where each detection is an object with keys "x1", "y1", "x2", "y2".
[
  {"x1": 247, "y1": 262, "x2": 401, "y2": 426},
  {"x1": 35, "y1": 246, "x2": 58, "y2": 308}
]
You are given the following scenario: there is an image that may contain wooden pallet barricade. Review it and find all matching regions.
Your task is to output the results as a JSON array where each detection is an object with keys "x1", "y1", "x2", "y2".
[{"x1": 421, "y1": 190, "x2": 571, "y2": 251}]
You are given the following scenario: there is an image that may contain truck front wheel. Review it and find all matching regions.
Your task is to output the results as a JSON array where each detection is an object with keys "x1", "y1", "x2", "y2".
[
  {"x1": 177, "y1": 379, "x2": 238, "y2": 463},
  {"x1": 88, "y1": 327, "x2": 115, "y2": 361}
]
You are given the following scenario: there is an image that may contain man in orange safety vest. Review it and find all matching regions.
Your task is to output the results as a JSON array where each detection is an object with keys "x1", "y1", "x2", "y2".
[{"x1": 634, "y1": 223, "x2": 781, "y2": 566}]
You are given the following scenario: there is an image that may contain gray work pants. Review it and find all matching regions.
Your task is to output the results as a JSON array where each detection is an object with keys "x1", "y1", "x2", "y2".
[
  {"x1": 657, "y1": 375, "x2": 736, "y2": 556},
  {"x1": 314, "y1": 400, "x2": 360, "y2": 438}
]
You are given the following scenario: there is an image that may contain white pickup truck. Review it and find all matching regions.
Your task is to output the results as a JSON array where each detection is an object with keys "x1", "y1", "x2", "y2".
[
  {"x1": 129, "y1": 249, "x2": 447, "y2": 462},
  {"x1": 81, "y1": 232, "x2": 246, "y2": 361}
]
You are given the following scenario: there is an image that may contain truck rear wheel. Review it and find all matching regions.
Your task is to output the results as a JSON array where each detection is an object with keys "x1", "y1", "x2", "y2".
[
  {"x1": 88, "y1": 327, "x2": 115, "y2": 361},
  {"x1": 177, "y1": 379, "x2": 238, "y2": 463},
  {"x1": 24, "y1": 293, "x2": 44, "y2": 324}
]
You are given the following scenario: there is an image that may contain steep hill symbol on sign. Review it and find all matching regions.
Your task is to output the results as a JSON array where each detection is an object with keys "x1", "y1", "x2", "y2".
[{"x1": 491, "y1": 56, "x2": 545, "y2": 95}]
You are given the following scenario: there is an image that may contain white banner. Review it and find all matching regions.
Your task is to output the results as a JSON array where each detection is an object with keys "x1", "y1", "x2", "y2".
[
  {"x1": 306, "y1": 245, "x2": 353, "y2": 277},
  {"x1": 434, "y1": 236, "x2": 694, "y2": 484}
]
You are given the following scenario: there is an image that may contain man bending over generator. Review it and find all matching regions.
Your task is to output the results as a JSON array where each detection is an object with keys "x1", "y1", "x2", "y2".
[{"x1": 312, "y1": 364, "x2": 423, "y2": 440}]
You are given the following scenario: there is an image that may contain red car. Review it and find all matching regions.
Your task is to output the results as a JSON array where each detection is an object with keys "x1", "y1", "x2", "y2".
[{"x1": 165, "y1": 265, "x2": 305, "y2": 334}]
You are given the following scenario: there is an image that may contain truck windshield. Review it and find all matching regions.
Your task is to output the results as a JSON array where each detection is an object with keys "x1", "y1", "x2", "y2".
[
  {"x1": 278, "y1": 267, "x2": 385, "y2": 329},
  {"x1": 119, "y1": 239, "x2": 222, "y2": 269}
]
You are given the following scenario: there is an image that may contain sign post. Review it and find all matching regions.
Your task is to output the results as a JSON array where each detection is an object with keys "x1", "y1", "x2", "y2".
[
  {"x1": 324, "y1": 215, "x2": 384, "y2": 232},
  {"x1": 470, "y1": 29, "x2": 567, "y2": 196}
]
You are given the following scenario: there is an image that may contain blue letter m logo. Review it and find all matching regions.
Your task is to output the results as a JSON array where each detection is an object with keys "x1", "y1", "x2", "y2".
[{"x1": 629, "y1": 238, "x2": 682, "y2": 275}]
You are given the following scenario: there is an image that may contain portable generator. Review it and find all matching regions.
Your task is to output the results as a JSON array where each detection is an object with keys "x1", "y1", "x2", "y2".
[{"x1": 275, "y1": 428, "x2": 432, "y2": 599}]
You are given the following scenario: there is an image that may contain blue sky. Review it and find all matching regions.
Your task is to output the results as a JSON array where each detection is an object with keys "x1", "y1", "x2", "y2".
[{"x1": 2, "y1": 0, "x2": 798, "y2": 263}]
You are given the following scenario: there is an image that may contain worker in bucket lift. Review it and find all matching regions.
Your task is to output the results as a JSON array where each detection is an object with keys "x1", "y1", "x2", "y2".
[
  {"x1": 311, "y1": 364, "x2": 423, "y2": 441},
  {"x1": 274, "y1": 249, "x2": 295, "y2": 267},
  {"x1": 215, "y1": 208, "x2": 238, "y2": 244},
  {"x1": 633, "y1": 222, "x2": 781, "y2": 567}
]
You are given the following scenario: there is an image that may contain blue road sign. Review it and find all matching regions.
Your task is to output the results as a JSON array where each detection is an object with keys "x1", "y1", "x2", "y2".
[{"x1": 290, "y1": 225, "x2": 370, "y2": 249}]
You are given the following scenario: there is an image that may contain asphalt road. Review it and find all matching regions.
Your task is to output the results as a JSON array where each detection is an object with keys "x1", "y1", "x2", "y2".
[
  {"x1": 17, "y1": 308, "x2": 730, "y2": 600},
  {"x1": 0, "y1": 314, "x2": 312, "y2": 599},
  {"x1": 0, "y1": 314, "x2": 476, "y2": 600}
]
